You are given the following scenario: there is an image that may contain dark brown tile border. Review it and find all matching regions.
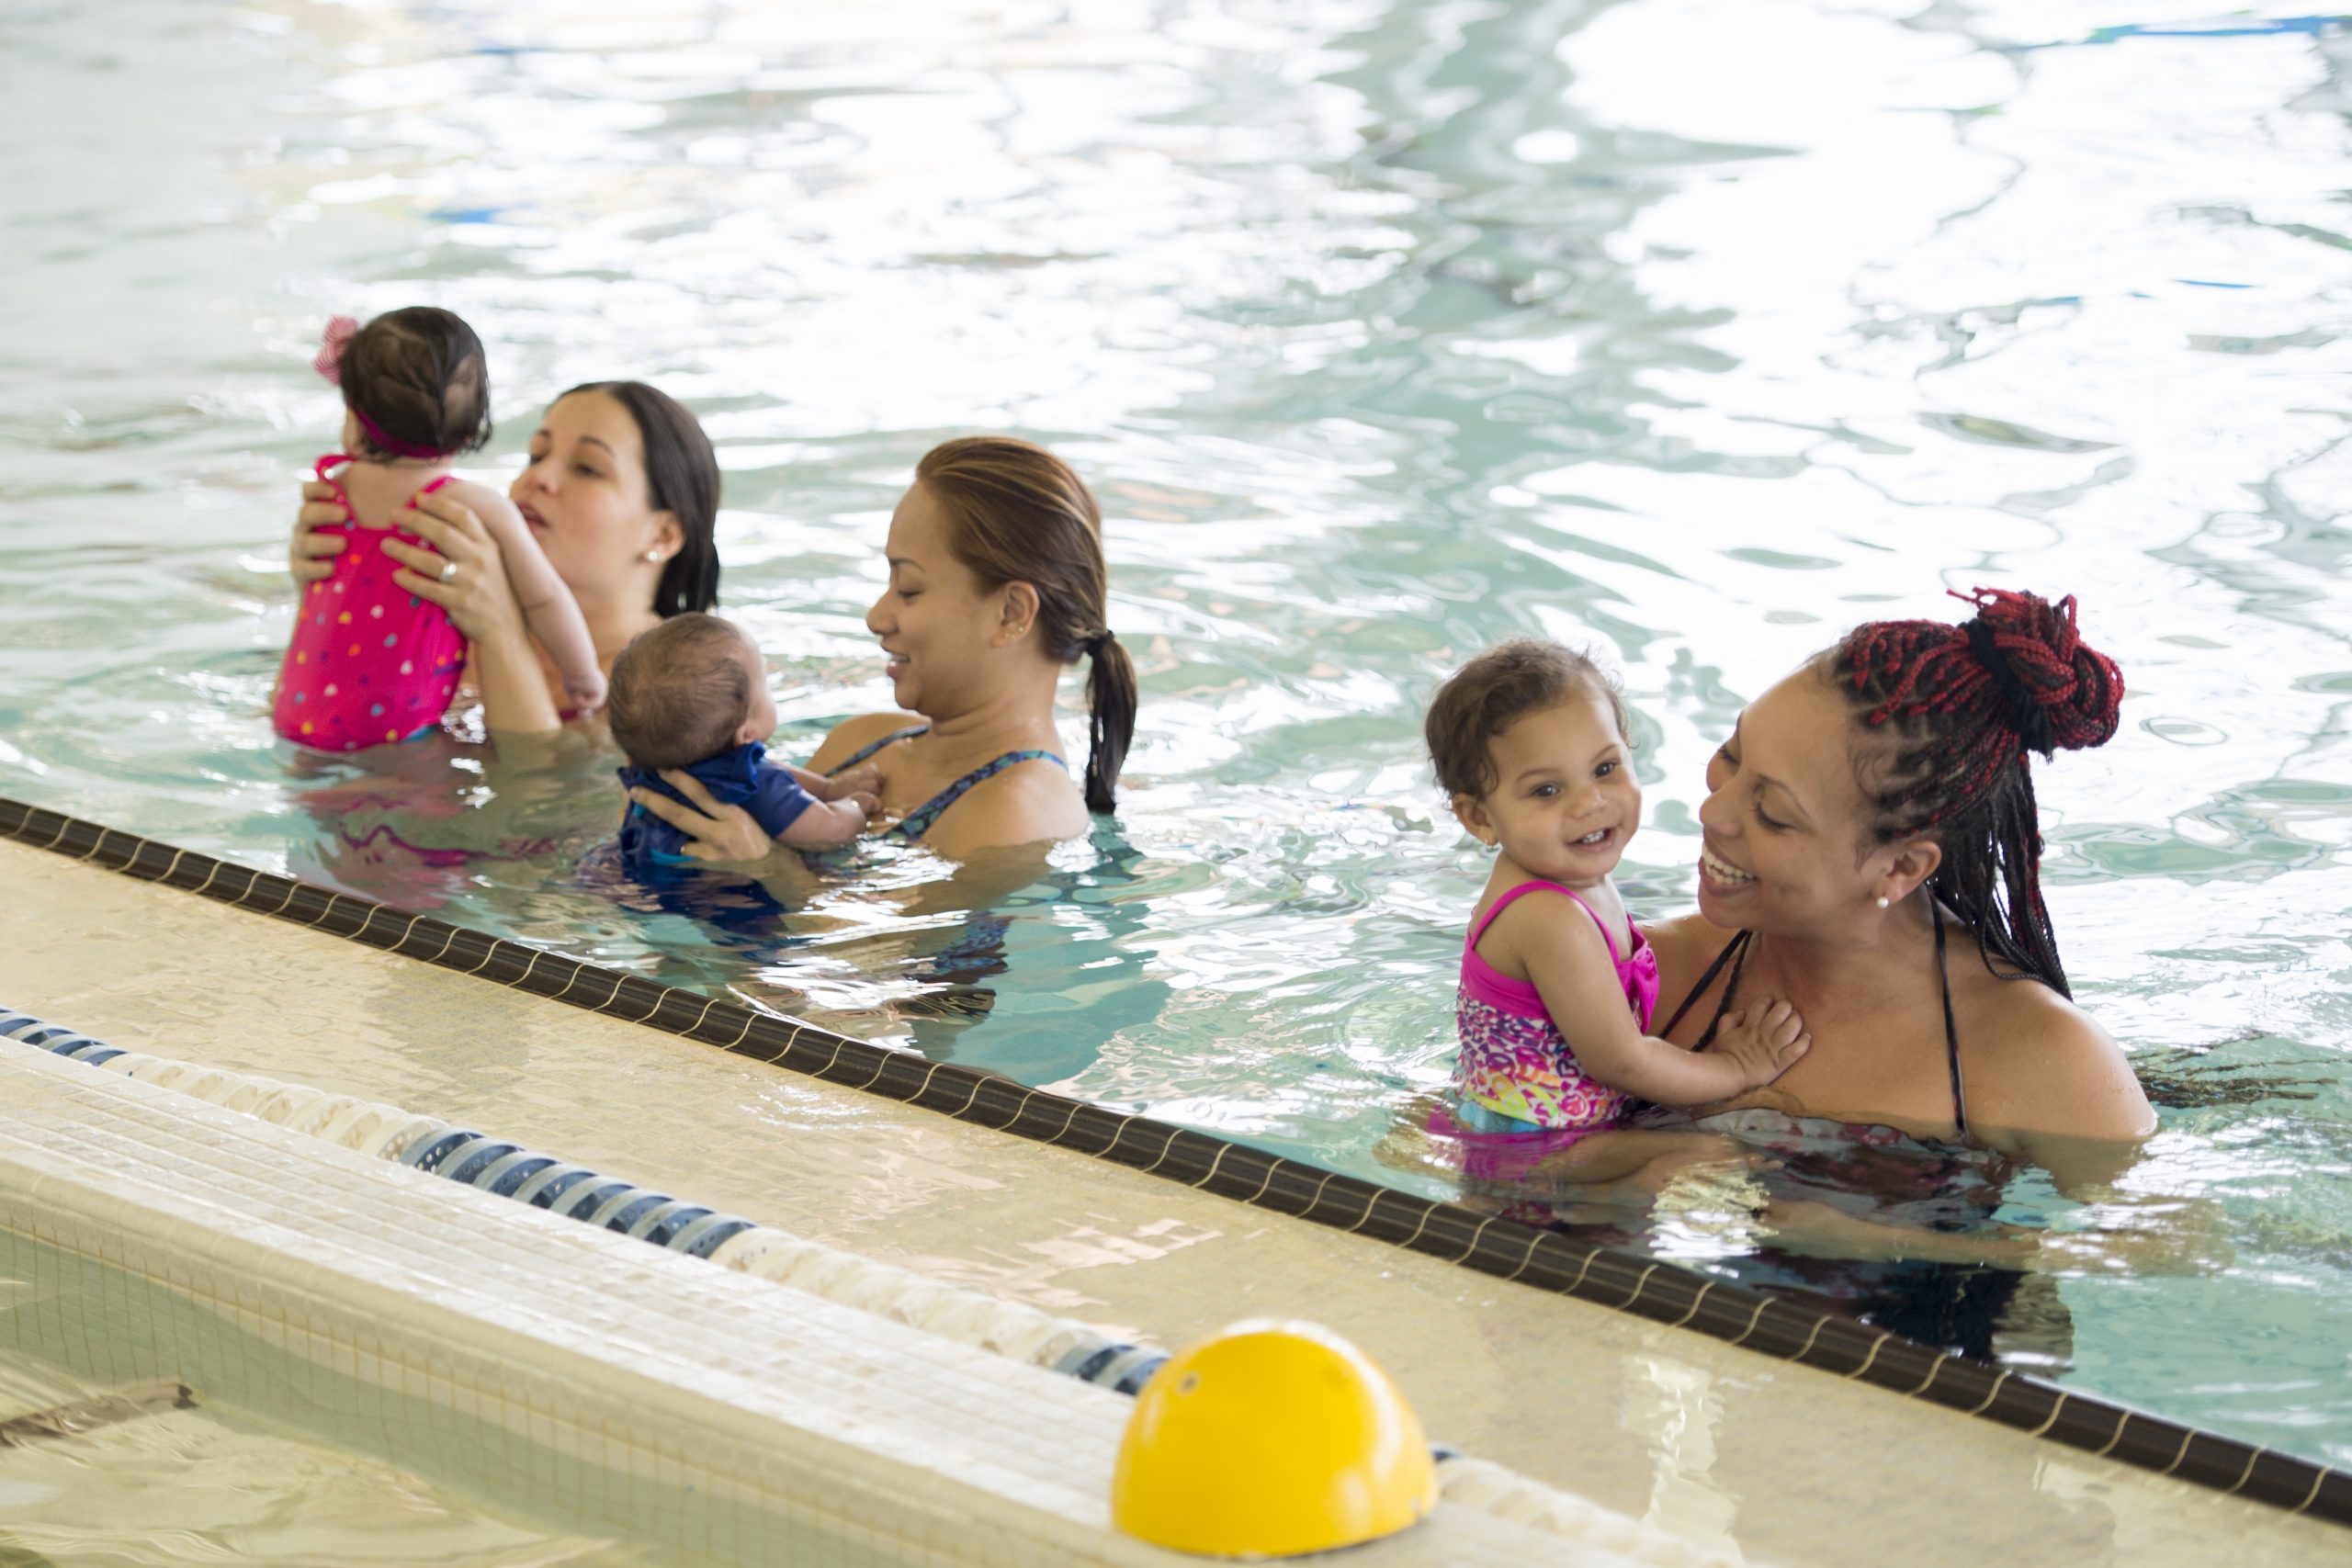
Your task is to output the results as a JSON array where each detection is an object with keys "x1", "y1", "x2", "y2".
[{"x1": 6, "y1": 795, "x2": 2347, "y2": 1529}]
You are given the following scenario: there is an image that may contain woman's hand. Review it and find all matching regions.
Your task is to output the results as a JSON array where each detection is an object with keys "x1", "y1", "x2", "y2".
[
  {"x1": 1755, "y1": 1197, "x2": 1905, "y2": 1258},
  {"x1": 627, "y1": 770, "x2": 780, "y2": 863},
  {"x1": 291, "y1": 479, "x2": 349, "y2": 585},
  {"x1": 380, "y1": 489, "x2": 526, "y2": 644}
]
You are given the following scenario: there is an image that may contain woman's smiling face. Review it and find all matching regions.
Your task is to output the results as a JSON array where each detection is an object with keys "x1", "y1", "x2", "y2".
[
  {"x1": 1696, "y1": 668, "x2": 1885, "y2": 928},
  {"x1": 865, "y1": 480, "x2": 1007, "y2": 717},
  {"x1": 509, "y1": 390, "x2": 679, "y2": 601}
]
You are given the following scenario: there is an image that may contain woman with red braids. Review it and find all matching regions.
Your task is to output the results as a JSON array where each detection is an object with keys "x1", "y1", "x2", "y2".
[{"x1": 1547, "y1": 588, "x2": 2156, "y2": 1285}]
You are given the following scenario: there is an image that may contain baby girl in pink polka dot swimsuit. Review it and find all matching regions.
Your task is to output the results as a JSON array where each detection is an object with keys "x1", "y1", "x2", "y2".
[{"x1": 273, "y1": 308, "x2": 604, "y2": 751}]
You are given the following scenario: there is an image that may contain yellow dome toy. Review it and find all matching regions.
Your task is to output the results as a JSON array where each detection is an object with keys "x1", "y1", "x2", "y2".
[{"x1": 1110, "y1": 1319, "x2": 1439, "y2": 1557}]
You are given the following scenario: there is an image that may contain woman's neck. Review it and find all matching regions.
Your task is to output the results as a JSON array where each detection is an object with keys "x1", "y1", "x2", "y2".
[
  {"x1": 919, "y1": 667, "x2": 1064, "y2": 764},
  {"x1": 1747, "y1": 897, "x2": 1939, "y2": 1013},
  {"x1": 568, "y1": 585, "x2": 662, "y2": 669}
]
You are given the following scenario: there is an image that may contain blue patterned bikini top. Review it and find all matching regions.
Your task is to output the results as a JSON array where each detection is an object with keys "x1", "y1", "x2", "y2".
[{"x1": 826, "y1": 725, "x2": 1065, "y2": 842}]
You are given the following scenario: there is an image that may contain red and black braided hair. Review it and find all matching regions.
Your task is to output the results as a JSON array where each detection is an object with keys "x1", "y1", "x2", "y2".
[{"x1": 1822, "y1": 587, "x2": 2124, "y2": 998}]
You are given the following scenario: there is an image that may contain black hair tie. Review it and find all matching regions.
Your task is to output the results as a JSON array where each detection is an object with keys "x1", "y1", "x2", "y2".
[
  {"x1": 1081, "y1": 630, "x2": 1115, "y2": 657},
  {"x1": 1962, "y1": 616, "x2": 2055, "y2": 755}
]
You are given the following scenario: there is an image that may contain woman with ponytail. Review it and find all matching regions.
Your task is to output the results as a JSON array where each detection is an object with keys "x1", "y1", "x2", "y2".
[
  {"x1": 629, "y1": 435, "x2": 1133, "y2": 861},
  {"x1": 1545, "y1": 589, "x2": 2154, "y2": 1277}
]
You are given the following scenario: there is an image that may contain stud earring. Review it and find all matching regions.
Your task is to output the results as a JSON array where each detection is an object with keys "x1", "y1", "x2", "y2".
[
  {"x1": 1875, "y1": 895, "x2": 1891, "y2": 909},
  {"x1": 645, "y1": 550, "x2": 663, "y2": 563}
]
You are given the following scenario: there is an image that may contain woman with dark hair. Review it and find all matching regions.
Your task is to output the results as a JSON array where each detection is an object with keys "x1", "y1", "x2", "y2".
[
  {"x1": 1657, "y1": 588, "x2": 2149, "y2": 1146},
  {"x1": 1542, "y1": 588, "x2": 2156, "y2": 1312},
  {"x1": 288, "y1": 380, "x2": 720, "y2": 737},
  {"x1": 626, "y1": 434, "x2": 1136, "y2": 860}
]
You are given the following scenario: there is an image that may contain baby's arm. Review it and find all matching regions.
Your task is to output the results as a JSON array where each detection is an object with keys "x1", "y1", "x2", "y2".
[
  {"x1": 749, "y1": 763, "x2": 875, "y2": 849},
  {"x1": 1514, "y1": 899, "x2": 1809, "y2": 1107},
  {"x1": 436, "y1": 479, "x2": 606, "y2": 713},
  {"x1": 777, "y1": 794, "x2": 875, "y2": 849},
  {"x1": 781, "y1": 761, "x2": 855, "y2": 802}
]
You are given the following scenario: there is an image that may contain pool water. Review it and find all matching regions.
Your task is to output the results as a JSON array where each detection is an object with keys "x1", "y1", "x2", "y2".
[
  {"x1": 0, "y1": 1353, "x2": 619, "y2": 1565},
  {"x1": 5, "y1": 0, "x2": 2351, "y2": 1469}
]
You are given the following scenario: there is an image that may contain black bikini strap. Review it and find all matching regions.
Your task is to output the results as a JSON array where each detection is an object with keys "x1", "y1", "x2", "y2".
[
  {"x1": 1659, "y1": 930, "x2": 1751, "y2": 1048},
  {"x1": 1935, "y1": 900, "x2": 1968, "y2": 1136},
  {"x1": 1656, "y1": 912, "x2": 1969, "y2": 1133}
]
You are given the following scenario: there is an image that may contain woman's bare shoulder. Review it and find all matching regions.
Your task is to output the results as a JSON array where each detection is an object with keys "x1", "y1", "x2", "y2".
[
  {"x1": 1641, "y1": 909, "x2": 1736, "y2": 976},
  {"x1": 1963, "y1": 971, "x2": 2155, "y2": 1140},
  {"x1": 806, "y1": 711, "x2": 922, "y2": 773},
  {"x1": 920, "y1": 757, "x2": 1089, "y2": 860}
]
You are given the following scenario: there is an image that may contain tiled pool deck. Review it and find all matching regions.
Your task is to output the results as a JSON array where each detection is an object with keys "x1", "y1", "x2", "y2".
[{"x1": 2, "y1": 828, "x2": 2345, "y2": 1567}]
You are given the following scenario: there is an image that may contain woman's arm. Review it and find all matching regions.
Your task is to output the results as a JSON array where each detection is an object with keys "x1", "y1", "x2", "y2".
[
  {"x1": 1754, "y1": 1191, "x2": 2223, "y2": 1274},
  {"x1": 917, "y1": 761, "x2": 1091, "y2": 861},
  {"x1": 379, "y1": 489, "x2": 564, "y2": 738},
  {"x1": 1962, "y1": 981, "x2": 2156, "y2": 1193}
]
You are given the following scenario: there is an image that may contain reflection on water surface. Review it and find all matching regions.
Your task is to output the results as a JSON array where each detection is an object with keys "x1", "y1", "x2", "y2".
[{"x1": 2, "y1": 0, "x2": 2349, "y2": 1467}]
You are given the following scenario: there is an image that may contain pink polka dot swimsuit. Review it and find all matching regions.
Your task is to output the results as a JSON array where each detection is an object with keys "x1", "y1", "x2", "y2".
[
  {"x1": 1453, "y1": 879, "x2": 1660, "y2": 1131},
  {"x1": 272, "y1": 455, "x2": 469, "y2": 751}
]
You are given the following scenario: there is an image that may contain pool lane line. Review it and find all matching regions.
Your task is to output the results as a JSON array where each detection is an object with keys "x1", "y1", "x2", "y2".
[
  {"x1": 5, "y1": 795, "x2": 2347, "y2": 1529},
  {"x1": 0, "y1": 1005, "x2": 1169, "y2": 1400}
]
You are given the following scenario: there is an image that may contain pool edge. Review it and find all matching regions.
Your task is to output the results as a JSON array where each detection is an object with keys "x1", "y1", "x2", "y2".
[{"x1": 5, "y1": 794, "x2": 2344, "y2": 1528}]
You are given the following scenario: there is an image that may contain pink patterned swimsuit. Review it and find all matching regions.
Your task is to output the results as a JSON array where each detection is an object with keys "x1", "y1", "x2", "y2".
[
  {"x1": 1453, "y1": 879, "x2": 1660, "y2": 1131},
  {"x1": 273, "y1": 456, "x2": 469, "y2": 751}
]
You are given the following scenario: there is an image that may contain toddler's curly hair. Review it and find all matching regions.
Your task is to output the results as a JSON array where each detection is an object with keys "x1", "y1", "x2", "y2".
[{"x1": 1425, "y1": 639, "x2": 1628, "y2": 799}]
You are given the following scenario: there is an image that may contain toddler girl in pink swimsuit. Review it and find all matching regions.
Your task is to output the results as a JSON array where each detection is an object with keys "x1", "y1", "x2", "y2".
[
  {"x1": 273, "y1": 308, "x2": 603, "y2": 750},
  {"x1": 1424, "y1": 639, "x2": 1810, "y2": 1141}
]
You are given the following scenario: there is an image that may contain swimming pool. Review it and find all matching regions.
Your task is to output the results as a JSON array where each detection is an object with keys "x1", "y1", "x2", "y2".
[{"x1": 4, "y1": 0, "x2": 2348, "y2": 1472}]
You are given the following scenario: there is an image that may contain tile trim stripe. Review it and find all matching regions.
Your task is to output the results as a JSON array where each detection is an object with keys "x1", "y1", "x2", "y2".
[{"x1": 5, "y1": 795, "x2": 2346, "y2": 1529}]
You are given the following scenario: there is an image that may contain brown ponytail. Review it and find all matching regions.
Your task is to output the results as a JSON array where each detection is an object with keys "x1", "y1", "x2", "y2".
[{"x1": 914, "y1": 436, "x2": 1136, "y2": 814}]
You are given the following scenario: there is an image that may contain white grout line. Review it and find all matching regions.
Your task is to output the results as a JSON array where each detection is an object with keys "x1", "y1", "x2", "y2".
[
  {"x1": 1846, "y1": 1333, "x2": 1892, "y2": 1382},
  {"x1": 1964, "y1": 1371, "x2": 2012, "y2": 1418},
  {"x1": 1666, "y1": 1280, "x2": 1713, "y2": 1331}
]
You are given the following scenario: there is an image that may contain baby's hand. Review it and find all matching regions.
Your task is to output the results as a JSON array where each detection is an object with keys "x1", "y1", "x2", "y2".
[
  {"x1": 814, "y1": 762, "x2": 879, "y2": 802},
  {"x1": 566, "y1": 670, "x2": 608, "y2": 716},
  {"x1": 1713, "y1": 997, "x2": 1810, "y2": 1090}
]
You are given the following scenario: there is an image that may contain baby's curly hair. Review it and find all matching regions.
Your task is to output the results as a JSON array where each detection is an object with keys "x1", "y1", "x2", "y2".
[
  {"x1": 605, "y1": 614, "x2": 758, "y2": 771},
  {"x1": 340, "y1": 307, "x2": 492, "y2": 459},
  {"x1": 1425, "y1": 639, "x2": 1629, "y2": 800}
]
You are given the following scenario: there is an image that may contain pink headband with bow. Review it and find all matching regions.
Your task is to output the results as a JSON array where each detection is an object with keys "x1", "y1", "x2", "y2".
[{"x1": 313, "y1": 314, "x2": 452, "y2": 460}]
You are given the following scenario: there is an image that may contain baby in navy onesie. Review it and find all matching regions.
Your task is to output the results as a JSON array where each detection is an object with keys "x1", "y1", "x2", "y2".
[{"x1": 606, "y1": 613, "x2": 874, "y2": 868}]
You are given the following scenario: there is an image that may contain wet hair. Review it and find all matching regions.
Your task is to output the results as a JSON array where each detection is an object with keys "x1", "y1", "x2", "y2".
[
  {"x1": 340, "y1": 307, "x2": 493, "y2": 460},
  {"x1": 913, "y1": 436, "x2": 1135, "y2": 815},
  {"x1": 1425, "y1": 639, "x2": 1630, "y2": 800},
  {"x1": 605, "y1": 612, "x2": 756, "y2": 771},
  {"x1": 1821, "y1": 586, "x2": 2125, "y2": 997},
  {"x1": 557, "y1": 381, "x2": 722, "y2": 617}
]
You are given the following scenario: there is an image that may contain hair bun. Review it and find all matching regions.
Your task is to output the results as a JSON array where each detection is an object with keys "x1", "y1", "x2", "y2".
[{"x1": 1956, "y1": 587, "x2": 2123, "y2": 755}]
